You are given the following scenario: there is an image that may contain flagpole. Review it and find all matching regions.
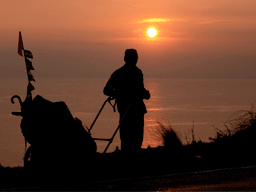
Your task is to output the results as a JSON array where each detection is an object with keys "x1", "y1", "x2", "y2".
[
  {"x1": 23, "y1": 50, "x2": 30, "y2": 84},
  {"x1": 18, "y1": 31, "x2": 35, "y2": 101},
  {"x1": 21, "y1": 35, "x2": 35, "y2": 100},
  {"x1": 24, "y1": 49, "x2": 31, "y2": 101},
  {"x1": 19, "y1": 34, "x2": 30, "y2": 85},
  {"x1": 21, "y1": 39, "x2": 30, "y2": 99}
]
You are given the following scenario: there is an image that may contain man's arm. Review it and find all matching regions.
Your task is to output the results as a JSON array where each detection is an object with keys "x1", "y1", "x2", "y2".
[
  {"x1": 143, "y1": 88, "x2": 150, "y2": 100},
  {"x1": 103, "y1": 74, "x2": 116, "y2": 97},
  {"x1": 141, "y1": 72, "x2": 150, "y2": 100}
]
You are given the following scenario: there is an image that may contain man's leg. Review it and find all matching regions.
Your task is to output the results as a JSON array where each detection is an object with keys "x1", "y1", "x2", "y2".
[{"x1": 119, "y1": 112, "x2": 144, "y2": 151}]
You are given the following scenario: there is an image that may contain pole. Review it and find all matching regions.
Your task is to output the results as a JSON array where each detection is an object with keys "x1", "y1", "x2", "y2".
[
  {"x1": 103, "y1": 102, "x2": 132, "y2": 153},
  {"x1": 24, "y1": 50, "x2": 30, "y2": 85},
  {"x1": 88, "y1": 96, "x2": 112, "y2": 132}
]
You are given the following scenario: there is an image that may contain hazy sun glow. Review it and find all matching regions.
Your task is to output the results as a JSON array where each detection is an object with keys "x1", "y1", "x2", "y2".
[
  {"x1": 137, "y1": 18, "x2": 171, "y2": 23},
  {"x1": 147, "y1": 28, "x2": 157, "y2": 37}
]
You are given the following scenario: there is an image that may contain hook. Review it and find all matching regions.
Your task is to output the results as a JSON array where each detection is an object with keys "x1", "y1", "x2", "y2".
[{"x1": 11, "y1": 95, "x2": 23, "y2": 107}]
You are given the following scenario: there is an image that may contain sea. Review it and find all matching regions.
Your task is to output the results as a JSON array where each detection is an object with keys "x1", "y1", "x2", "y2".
[{"x1": 1, "y1": 77, "x2": 256, "y2": 167}]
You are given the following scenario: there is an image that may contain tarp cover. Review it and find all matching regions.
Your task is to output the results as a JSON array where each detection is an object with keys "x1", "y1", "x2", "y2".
[{"x1": 20, "y1": 95, "x2": 97, "y2": 154}]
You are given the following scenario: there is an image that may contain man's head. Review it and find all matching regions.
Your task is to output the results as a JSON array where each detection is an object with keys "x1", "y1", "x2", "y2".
[{"x1": 124, "y1": 49, "x2": 138, "y2": 65}]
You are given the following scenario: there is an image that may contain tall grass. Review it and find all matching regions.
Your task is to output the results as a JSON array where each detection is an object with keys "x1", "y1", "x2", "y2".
[
  {"x1": 209, "y1": 105, "x2": 256, "y2": 142},
  {"x1": 151, "y1": 105, "x2": 256, "y2": 161},
  {"x1": 151, "y1": 121, "x2": 183, "y2": 149},
  {"x1": 183, "y1": 121, "x2": 202, "y2": 145}
]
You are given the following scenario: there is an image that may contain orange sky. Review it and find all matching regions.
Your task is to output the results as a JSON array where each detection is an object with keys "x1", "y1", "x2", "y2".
[{"x1": 1, "y1": 0, "x2": 256, "y2": 78}]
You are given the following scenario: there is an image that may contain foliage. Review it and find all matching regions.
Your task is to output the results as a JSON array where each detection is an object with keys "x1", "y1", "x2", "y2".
[
  {"x1": 183, "y1": 121, "x2": 202, "y2": 145},
  {"x1": 151, "y1": 121, "x2": 183, "y2": 148},
  {"x1": 209, "y1": 105, "x2": 256, "y2": 142}
]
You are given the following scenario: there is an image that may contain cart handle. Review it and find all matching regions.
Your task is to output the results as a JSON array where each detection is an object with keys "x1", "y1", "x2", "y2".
[
  {"x1": 88, "y1": 96, "x2": 115, "y2": 132},
  {"x1": 102, "y1": 102, "x2": 132, "y2": 153}
]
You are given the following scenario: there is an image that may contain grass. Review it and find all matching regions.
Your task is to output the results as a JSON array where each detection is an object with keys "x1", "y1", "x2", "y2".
[
  {"x1": 206, "y1": 105, "x2": 256, "y2": 162},
  {"x1": 209, "y1": 105, "x2": 256, "y2": 141},
  {"x1": 155, "y1": 105, "x2": 256, "y2": 145},
  {"x1": 150, "y1": 105, "x2": 256, "y2": 164},
  {"x1": 150, "y1": 121, "x2": 183, "y2": 149},
  {"x1": 151, "y1": 120, "x2": 204, "y2": 148}
]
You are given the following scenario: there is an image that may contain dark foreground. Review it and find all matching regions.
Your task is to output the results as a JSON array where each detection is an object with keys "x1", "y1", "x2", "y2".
[
  {"x1": 1, "y1": 165, "x2": 256, "y2": 191},
  {"x1": 1, "y1": 147, "x2": 256, "y2": 191},
  {"x1": 81, "y1": 166, "x2": 256, "y2": 191},
  {"x1": 41, "y1": 166, "x2": 256, "y2": 191}
]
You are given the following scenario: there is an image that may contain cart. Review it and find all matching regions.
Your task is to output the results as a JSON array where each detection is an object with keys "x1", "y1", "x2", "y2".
[{"x1": 11, "y1": 95, "x2": 129, "y2": 169}]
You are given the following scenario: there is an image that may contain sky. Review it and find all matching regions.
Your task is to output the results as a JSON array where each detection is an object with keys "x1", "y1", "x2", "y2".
[{"x1": 1, "y1": 0, "x2": 256, "y2": 79}]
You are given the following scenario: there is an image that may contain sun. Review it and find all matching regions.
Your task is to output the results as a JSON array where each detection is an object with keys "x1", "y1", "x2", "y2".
[{"x1": 147, "y1": 28, "x2": 157, "y2": 37}]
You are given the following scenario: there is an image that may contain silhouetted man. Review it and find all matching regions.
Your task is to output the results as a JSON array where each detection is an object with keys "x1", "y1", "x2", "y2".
[{"x1": 103, "y1": 49, "x2": 150, "y2": 152}]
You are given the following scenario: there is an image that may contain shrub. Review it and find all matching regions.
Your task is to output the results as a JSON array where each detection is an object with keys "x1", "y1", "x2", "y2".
[
  {"x1": 209, "y1": 105, "x2": 256, "y2": 142},
  {"x1": 151, "y1": 121, "x2": 183, "y2": 149}
]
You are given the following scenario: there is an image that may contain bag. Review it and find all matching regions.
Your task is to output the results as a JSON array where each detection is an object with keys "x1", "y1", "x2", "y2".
[{"x1": 20, "y1": 95, "x2": 97, "y2": 154}]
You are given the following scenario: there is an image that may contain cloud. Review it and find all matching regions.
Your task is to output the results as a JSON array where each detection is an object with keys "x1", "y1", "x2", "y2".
[{"x1": 137, "y1": 18, "x2": 172, "y2": 24}]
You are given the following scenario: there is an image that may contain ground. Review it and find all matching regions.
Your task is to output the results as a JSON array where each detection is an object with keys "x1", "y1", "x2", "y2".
[{"x1": 1, "y1": 146, "x2": 256, "y2": 190}]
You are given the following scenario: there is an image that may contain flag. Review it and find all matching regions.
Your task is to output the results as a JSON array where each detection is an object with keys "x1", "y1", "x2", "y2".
[
  {"x1": 17, "y1": 31, "x2": 24, "y2": 57},
  {"x1": 27, "y1": 82, "x2": 35, "y2": 92},
  {"x1": 23, "y1": 82, "x2": 34, "y2": 104},
  {"x1": 24, "y1": 90, "x2": 32, "y2": 103},
  {"x1": 24, "y1": 80, "x2": 35, "y2": 104},
  {"x1": 24, "y1": 50, "x2": 33, "y2": 59},
  {"x1": 27, "y1": 70, "x2": 35, "y2": 82},
  {"x1": 25, "y1": 57, "x2": 34, "y2": 70}
]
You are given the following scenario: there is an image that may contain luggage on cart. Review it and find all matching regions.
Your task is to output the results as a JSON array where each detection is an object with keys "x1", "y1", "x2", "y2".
[
  {"x1": 11, "y1": 94, "x2": 130, "y2": 169},
  {"x1": 12, "y1": 95, "x2": 97, "y2": 169}
]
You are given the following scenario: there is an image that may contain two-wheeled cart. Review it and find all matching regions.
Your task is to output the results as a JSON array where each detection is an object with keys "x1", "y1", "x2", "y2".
[{"x1": 11, "y1": 95, "x2": 130, "y2": 168}]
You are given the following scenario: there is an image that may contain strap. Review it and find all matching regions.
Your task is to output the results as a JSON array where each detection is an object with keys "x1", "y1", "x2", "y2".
[
  {"x1": 24, "y1": 139, "x2": 27, "y2": 158},
  {"x1": 108, "y1": 98, "x2": 117, "y2": 112}
]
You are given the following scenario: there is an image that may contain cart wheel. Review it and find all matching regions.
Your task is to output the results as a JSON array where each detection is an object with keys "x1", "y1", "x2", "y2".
[{"x1": 24, "y1": 145, "x2": 33, "y2": 168}]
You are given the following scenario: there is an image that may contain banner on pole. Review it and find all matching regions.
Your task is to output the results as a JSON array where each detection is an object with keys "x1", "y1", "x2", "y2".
[
  {"x1": 27, "y1": 70, "x2": 35, "y2": 82},
  {"x1": 25, "y1": 57, "x2": 34, "y2": 70},
  {"x1": 17, "y1": 31, "x2": 24, "y2": 57},
  {"x1": 27, "y1": 82, "x2": 35, "y2": 92},
  {"x1": 18, "y1": 31, "x2": 36, "y2": 96},
  {"x1": 24, "y1": 50, "x2": 33, "y2": 59}
]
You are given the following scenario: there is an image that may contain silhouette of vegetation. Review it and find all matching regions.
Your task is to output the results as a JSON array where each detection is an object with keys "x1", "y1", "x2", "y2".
[
  {"x1": 149, "y1": 105, "x2": 256, "y2": 167},
  {"x1": 210, "y1": 105, "x2": 256, "y2": 142},
  {"x1": 204, "y1": 105, "x2": 256, "y2": 164},
  {"x1": 183, "y1": 121, "x2": 203, "y2": 145},
  {"x1": 151, "y1": 121, "x2": 183, "y2": 149}
]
